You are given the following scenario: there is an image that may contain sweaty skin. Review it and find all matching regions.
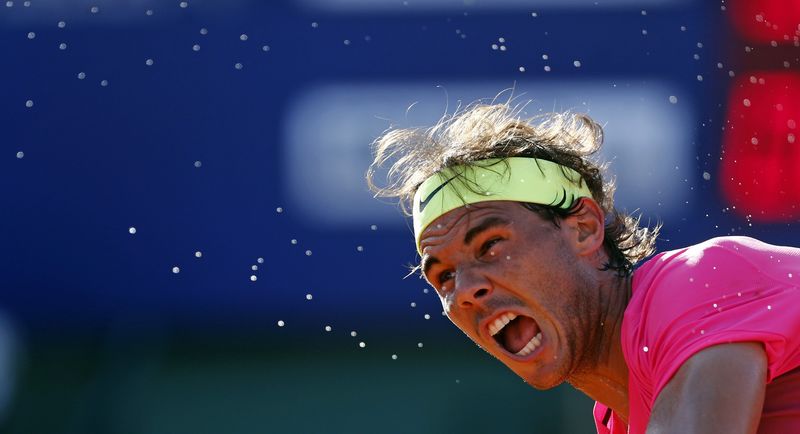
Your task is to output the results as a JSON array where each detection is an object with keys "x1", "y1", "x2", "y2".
[{"x1": 419, "y1": 199, "x2": 632, "y2": 421}]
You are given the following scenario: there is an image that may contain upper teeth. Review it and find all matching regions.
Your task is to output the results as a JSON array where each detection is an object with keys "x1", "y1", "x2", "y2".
[{"x1": 489, "y1": 312, "x2": 517, "y2": 336}]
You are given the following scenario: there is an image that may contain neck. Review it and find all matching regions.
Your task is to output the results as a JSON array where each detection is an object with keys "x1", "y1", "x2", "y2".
[{"x1": 568, "y1": 272, "x2": 632, "y2": 423}]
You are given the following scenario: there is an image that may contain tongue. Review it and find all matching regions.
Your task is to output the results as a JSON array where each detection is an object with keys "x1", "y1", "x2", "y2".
[{"x1": 501, "y1": 316, "x2": 538, "y2": 354}]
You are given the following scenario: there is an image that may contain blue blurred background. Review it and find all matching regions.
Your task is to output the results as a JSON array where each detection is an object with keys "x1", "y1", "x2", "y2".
[{"x1": 1, "y1": 0, "x2": 799, "y2": 432}]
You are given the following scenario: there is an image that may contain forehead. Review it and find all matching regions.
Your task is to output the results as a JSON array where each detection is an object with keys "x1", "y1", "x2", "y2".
[{"x1": 418, "y1": 201, "x2": 527, "y2": 250}]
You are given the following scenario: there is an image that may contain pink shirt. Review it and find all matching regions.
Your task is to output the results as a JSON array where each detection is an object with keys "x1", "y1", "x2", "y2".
[{"x1": 594, "y1": 236, "x2": 800, "y2": 434}]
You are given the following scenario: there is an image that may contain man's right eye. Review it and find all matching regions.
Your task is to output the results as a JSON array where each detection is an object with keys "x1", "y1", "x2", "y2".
[{"x1": 438, "y1": 270, "x2": 454, "y2": 286}]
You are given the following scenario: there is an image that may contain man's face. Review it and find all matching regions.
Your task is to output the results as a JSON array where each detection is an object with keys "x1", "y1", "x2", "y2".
[{"x1": 419, "y1": 201, "x2": 600, "y2": 389}]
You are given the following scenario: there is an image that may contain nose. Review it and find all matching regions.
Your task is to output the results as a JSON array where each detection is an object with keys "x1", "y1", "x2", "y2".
[{"x1": 452, "y1": 266, "x2": 492, "y2": 309}]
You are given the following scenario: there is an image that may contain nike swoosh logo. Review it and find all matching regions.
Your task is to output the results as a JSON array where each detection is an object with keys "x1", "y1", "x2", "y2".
[{"x1": 418, "y1": 174, "x2": 458, "y2": 212}]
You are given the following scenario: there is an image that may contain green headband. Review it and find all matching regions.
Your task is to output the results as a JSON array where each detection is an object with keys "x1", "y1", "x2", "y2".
[{"x1": 412, "y1": 157, "x2": 592, "y2": 254}]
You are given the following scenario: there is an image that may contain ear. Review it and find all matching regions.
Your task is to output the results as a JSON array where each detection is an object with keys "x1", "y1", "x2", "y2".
[{"x1": 563, "y1": 197, "x2": 605, "y2": 258}]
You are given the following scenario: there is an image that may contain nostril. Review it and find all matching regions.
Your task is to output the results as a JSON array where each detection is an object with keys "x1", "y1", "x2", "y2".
[{"x1": 474, "y1": 288, "x2": 489, "y2": 298}]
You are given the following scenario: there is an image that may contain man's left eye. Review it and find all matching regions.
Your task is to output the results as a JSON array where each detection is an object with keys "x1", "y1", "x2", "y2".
[{"x1": 480, "y1": 238, "x2": 502, "y2": 256}]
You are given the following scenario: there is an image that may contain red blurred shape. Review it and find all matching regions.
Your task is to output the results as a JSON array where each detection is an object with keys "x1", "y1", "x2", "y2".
[
  {"x1": 729, "y1": 0, "x2": 800, "y2": 45},
  {"x1": 720, "y1": 72, "x2": 800, "y2": 222}
]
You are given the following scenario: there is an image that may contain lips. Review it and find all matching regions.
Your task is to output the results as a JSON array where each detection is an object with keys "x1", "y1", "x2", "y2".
[{"x1": 488, "y1": 312, "x2": 542, "y2": 357}]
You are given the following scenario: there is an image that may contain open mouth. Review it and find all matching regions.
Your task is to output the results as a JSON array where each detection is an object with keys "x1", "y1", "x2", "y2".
[{"x1": 489, "y1": 312, "x2": 542, "y2": 357}]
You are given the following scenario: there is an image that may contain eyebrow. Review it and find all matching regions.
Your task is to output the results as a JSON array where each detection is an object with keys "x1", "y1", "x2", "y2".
[
  {"x1": 420, "y1": 216, "x2": 510, "y2": 281},
  {"x1": 463, "y1": 216, "x2": 510, "y2": 245},
  {"x1": 421, "y1": 255, "x2": 439, "y2": 283}
]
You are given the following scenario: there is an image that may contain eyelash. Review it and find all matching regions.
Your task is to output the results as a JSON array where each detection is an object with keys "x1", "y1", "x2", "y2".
[{"x1": 437, "y1": 237, "x2": 502, "y2": 286}]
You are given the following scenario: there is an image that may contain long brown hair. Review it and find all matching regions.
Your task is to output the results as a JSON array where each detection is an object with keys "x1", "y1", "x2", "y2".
[{"x1": 367, "y1": 101, "x2": 659, "y2": 276}]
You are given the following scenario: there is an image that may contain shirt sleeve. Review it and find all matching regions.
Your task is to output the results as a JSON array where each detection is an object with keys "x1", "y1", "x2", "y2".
[{"x1": 629, "y1": 239, "x2": 800, "y2": 405}]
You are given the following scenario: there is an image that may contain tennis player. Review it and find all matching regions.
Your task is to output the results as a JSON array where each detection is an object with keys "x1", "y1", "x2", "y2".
[{"x1": 367, "y1": 103, "x2": 800, "y2": 434}]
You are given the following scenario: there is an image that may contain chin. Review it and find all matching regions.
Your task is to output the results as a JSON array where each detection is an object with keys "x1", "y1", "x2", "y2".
[{"x1": 511, "y1": 364, "x2": 569, "y2": 390}]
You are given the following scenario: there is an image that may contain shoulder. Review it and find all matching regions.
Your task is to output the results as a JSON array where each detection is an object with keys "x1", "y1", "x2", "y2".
[
  {"x1": 631, "y1": 236, "x2": 798, "y2": 312},
  {"x1": 635, "y1": 236, "x2": 768, "y2": 280},
  {"x1": 623, "y1": 236, "x2": 800, "y2": 400}
]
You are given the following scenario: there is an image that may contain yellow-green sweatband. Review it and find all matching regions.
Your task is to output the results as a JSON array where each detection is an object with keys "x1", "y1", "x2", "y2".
[{"x1": 412, "y1": 157, "x2": 592, "y2": 254}]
